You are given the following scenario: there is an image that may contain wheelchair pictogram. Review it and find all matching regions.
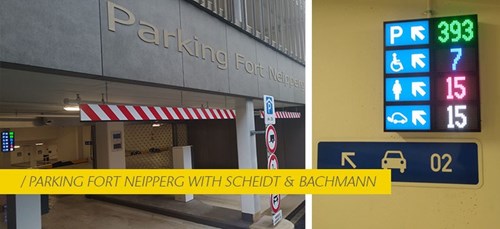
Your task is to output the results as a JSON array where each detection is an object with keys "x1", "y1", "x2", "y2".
[{"x1": 390, "y1": 53, "x2": 404, "y2": 72}]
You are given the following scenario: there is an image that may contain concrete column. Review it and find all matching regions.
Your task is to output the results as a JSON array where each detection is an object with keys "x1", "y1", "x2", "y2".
[
  {"x1": 95, "y1": 122, "x2": 126, "y2": 169},
  {"x1": 235, "y1": 98, "x2": 261, "y2": 222},
  {"x1": 28, "y1": 146, "x2": 36, "y2": 168},
  {"x1": 173, "y1": 146, "x2": 193, "y2": 202},
  {"x1": 77, "y1": 126, "x2": 84, "y2": 160},
  {"x1": 6, "y1": 195, "x2": 41, "y2": 229}
]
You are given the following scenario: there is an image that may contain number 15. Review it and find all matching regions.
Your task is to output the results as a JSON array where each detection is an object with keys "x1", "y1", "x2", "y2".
[{"x1": 446, "y1": 76, "x2": 467, "y2": 100}]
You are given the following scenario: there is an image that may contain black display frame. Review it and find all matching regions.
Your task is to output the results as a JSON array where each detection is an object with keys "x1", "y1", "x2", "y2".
[{"x1": 383, "y1": 14, "x2": 480, "y2": 132}]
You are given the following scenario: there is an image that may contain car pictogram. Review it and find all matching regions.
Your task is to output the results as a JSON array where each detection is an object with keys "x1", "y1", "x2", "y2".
[
  {"x1": 381, "y1": 150, "x2": 406, "y2": 173},
  {"x1": 387, "y1": 112, "x2": 408, "y2": 124}
]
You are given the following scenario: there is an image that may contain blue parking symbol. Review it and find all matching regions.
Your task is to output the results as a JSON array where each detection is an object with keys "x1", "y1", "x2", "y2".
[
  {"x1": 385, "y1": 20, "x2": 429, "y2": 47},
  {"x1": 266, "y1": 98, "x2": 274, "y2": 114}
]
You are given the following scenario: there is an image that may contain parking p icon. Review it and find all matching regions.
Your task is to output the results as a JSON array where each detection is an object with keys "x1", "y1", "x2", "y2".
[{"x1": 390, "y1": 26, "x2": 403, "y2": 44}]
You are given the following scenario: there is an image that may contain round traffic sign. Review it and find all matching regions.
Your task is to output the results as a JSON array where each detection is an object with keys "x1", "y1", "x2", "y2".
[
  {"x1": 268, "y1": 154, "x2": 279, "y2": 170},
  {"x1": 265, "y1": 125, "x2": 277, "y2": 154},
  {"x1": 270, "y1": 194, "x2": 281, "y2": 213}
]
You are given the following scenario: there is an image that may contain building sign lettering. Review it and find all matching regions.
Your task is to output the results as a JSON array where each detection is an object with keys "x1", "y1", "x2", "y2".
[{"x1": 107, "y1": 1, "x2": 304, "y2": 90}]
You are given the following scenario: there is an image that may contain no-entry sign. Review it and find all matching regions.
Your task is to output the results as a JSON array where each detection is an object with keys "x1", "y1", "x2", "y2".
[
  {"x1": 265, "y1": 125, "x2": 277, "y2": 154},
  {"x1": 270, "y1": 194, "x2": 281, "y2": 213},
  {"x1": 268, "y1": 154, "x2": 279, "y2": 170}
]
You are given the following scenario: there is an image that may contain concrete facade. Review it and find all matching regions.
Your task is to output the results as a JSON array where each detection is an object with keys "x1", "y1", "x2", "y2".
[
  {"x1": 0, "y1": 0, "x2": 102, "y2": 75},
  {"x1": 0, "y1": 0, "x2": 305, "y2": 104}
]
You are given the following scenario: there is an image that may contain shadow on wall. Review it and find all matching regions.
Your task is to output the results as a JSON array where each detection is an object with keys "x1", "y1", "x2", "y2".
[
  {"x1": 187, "y1": 119, "x2": 238, "y2": 169},
  {"x1": 186, "y1": 106, "x2": 305, "y2": 169}
]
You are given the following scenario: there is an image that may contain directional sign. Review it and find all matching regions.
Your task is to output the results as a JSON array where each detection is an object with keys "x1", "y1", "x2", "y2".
[
  {"x1": 318, "y1": 141, "x2": 481, "y2": 186},
  {"x1": 272, "y1": 209, "x2": 283, "y2": 226},
  {"x1": 268, "y1": 153, "x2": 279, "y2": 169},
  {"x1": 265, "y1": 125, "x2": 278, "y2": 154},
  {"x1": 385, "y1": 20, "x2": 429, "y2": 46},
  {"x1": 263, "y1": 95, "x2": 276, "y2": 125},
  {"x1": 1, "y1": 131, "x2": 15, "y2": 152},
  {"x1": 385, "y1": 49, "x2": 429, "y2": 74},
  {"x1": 341, "y1": 152, "x2": 356, "y2": 168},
  {"x1": 385, "y1": 105, "x2": 430, "y2": 130},
  {"x1": 384, "y1": 14, "x2": 480, "y2": 132},
  {"x1": 385, "y1": 77, "x2": 430, "y2": 102}
]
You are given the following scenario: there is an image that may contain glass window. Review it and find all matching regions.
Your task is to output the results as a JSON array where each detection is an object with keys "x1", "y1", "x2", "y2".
[
  {"x1": 299, "y1": 0, "x2": 305, "y2": 60},
  {"x1": 279, "y1": 0, "x2": 286, "y2": 52},
  {"x1": 244, "y1": 0, "x2": 254, "y2": 33},
  {"x1": 290, "y1": 0, "x2": 298, "y2": 58},
  {"x1": 283, "y1": 0, "x2": 290, "y2": 54},
  {"x1": 276, "y1": 0, "x2": 282, "y2": 50},
  {"x1": 269, "y1": 0, "x2": 277, "y2": 47},
  {"x1": 206, "y1": 0, "x2": 214, "y2": 11},
  {"x1": 232, "y1": 0, "x2": 243, "y2": 26},
  {"x1": 217, "y1": 0, "x2": 227, "y2": 19},
  {"x1": 185, "y1": 0, "x2": 305, "y2": 63},
  {"x1": 254, "y1": 0, "x2": 262, "y2": 38},
  {"x1": 227, "y1": 0, "x2": 234, "y2": 22},
  {"x1": 262, "y1": 0, "x2": 270, "y2": 42}
]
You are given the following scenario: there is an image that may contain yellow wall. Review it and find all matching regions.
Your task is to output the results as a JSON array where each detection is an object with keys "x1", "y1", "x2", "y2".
[{"x1": 313, "y1": 0, "x2": 500, "y2": 228}]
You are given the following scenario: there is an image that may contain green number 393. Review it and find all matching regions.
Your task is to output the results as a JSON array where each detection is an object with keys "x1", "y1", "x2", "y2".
[{"x1": 437, "y1": 19, "x2": 474, "y2": 43}]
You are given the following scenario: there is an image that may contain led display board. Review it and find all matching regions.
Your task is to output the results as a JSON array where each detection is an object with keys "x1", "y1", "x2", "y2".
[
  {"x1": 384, "y1": 15, "x2": 480, "y2": 132},
  {"x1": 1, "y1": 131, "x2": 15, "y2": 152}
]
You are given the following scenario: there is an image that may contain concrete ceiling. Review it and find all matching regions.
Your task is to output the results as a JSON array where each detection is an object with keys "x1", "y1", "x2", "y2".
[{"x1": 0, "y1": 67, "x2": 297, "y2": 124}]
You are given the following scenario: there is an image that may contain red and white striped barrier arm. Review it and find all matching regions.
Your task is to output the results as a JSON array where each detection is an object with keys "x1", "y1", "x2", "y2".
[
  {"x1": 80, "y1": 104, "x2": 235, "y2": 121},
  {"x1": 259, "y1": 111, "x2": 301, "y2": 119}
]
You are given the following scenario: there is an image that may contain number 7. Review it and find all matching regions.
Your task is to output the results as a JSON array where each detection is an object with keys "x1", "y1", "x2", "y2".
[{"x1": 450, "y1": 48, "x2": 462, "y2": 71}]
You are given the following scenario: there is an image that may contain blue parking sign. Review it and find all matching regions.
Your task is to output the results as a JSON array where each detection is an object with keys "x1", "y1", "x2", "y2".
[
  {"x1": 385, "y1": 20, "x2": 429, "y2": 46},
  {"x1": 263, "y1": 95, "x2": 275, "y2": 125}
]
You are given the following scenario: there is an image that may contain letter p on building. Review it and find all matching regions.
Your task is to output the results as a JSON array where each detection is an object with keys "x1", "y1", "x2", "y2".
[{"x1": 108, "y1": 1, "x2": 136, "y2": 31}]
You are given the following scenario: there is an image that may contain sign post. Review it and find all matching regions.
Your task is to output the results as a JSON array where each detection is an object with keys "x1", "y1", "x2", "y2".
[{"x1": 263, "y1": 95, "x2": 282, "y2": 225}]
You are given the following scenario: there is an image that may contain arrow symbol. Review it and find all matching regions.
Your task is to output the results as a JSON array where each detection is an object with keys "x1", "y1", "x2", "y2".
[
  {"x1": 411, "y1": 82, "x2": 427, "y2": 97},
  {"x1": 412, "y1": 110, "x2": 427, "y2": 125},
  {"x1": 411, "y1": 54, "x2": 426, "y2": 69},
  {"x1": 411, "y1": 26, "x2": 425, "y2": 41},
  {"x1": 341, "y1": 152, "x2": 357, "y2": 168}
]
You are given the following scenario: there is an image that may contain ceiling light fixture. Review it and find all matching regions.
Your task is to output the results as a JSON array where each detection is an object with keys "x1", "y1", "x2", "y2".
[
  {"x1": 63, "y1": 105, "x2": 80, "y2": 111},
  {"x1": 63, "y1": 94, "x2": 81, "y2": 111}
]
